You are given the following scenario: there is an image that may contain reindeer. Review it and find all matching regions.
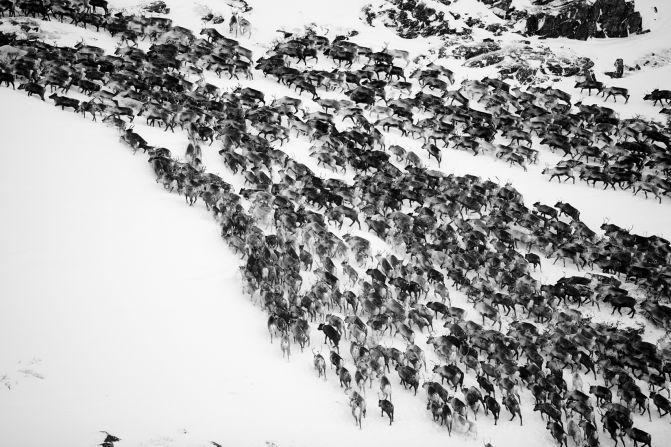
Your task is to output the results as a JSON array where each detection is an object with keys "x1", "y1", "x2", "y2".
[
  {"x1": 138, "y1": 103, "x2": 175, "y2": 131},
  {"x1": 0, "y1": 71, "x2": 15, "y2": 89},
  {"x1": 504, "y1": 393, "x2": 523, "y2": 425},
  {"x1": 380, "y1": 375, "x2": 392, "y2": 401},
  {"x1": 330, "y1": 350, "x2": 344, "y2": 371},
  {"x1": 120, "y1": 126, "x2": 149, "y2": 153},
  {"x1": 382, "y1": 42, "x2": 410, "y2": 66},
  {"x1": 185, "y1": 141, "x2": 202, "y2": 164},
  {"x1": 542, "y1": 166, "x2": 576, "y2": 183},
  {"x1": 105, "y1": 105, "x2": 135, "y2": 122},
  {"x1": 317, "y1": 323, "x2": 341, "y2": 352},
  {"x1": 463, "y1": 386, "x2": 484, "y2": 420},
  {"x1": 623, "y1": 427, "x2": 651, "y2": 447},
  {"x1": 0, "y1": 0, "x2": 16, "y2": 17},
  {"x1": 88, "y1": 0, "x2": 109, "y2": 15},
  {"x1": 354, "y1": 367, "x2": 369, "y2": 394},
  {"x1": 18, "y1": 82, "x2": 46, "y2": 101},
  {"x1": 547, "y1": 420, "x2": 568, "y2": 447},
  {"x1": 228, "y1": 13, "x2": 238, "y2": 35},
  {"x1": 432, "y1": 364, "x2": 464, "y2": 391},
  {"x1": 238, "y1": 17, "x2": 252, "y2": 37},
  {"x1": 483, "y1": 395, "x2": 500, "y2": 425},
  {"x1": 292, "y1": 321, "x2": 310, "y2": 352},
  {"x1": 73, "y1": 38, "x2": 105, "y2": 59},
  {"x1": 566, "y1": 416, "x2": 583, "y2": 446},
  {"x1": 461, "y1": 79, "x2": 490, "y2": 100},
  {"x1": 200, "y1": 27, "x2": 225, "y2": 43},
  {"x1": 313, "y1": 350, "x2": 327, "y2": 379},
  {"x1": 574, "y1": 80, "x2": 603, "y2": 95},
  {"x1": 49, "y1": 93, "x2": 79, "y2": 111},
  {"x1": 600, "y1": 86, "x2": 630, "y2": 103},
  {"x1": 453, "y1": 413, "x2": 477, "y2": 438},
  {"x1": 336, "y1": 365, "x2": 352, "y2": 390},
  {"x1": 644, "y1": 89, "x2": 671, "y2": 106},
  {"x1": 475, "y1": 302, "x2": 502, "y2": 331},
  {"x1": 349, "y1": 390, "x2": 366, "y2": 428},
  {"x1": 280, "y1": 332, "x2": 291, "y2": 360},
  {"x1": 80, "y1": 99, "x2": 104, "y2": 121},
  {"x1": 229, "y1": 13, "x2": 251, "y2": 37},
  {"x1": 267, "y1": 314, "x2": 282, "y2": 343},
  {"x1": 378, "y1": 394, "x2": 394, "y2": 425}
]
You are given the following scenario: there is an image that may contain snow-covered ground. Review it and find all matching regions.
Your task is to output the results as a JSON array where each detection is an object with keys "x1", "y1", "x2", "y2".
[
  {"x1": 0, "y1": 86, "x2": 490, "y2": 447},
  {"x1": 1, "y1": 0, "x2": 671, "y2": 446}
]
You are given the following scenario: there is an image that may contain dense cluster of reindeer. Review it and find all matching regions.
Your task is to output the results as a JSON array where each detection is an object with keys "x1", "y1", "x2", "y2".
[
  {"x1": 536, "y1": 81, "x2": 671, "y2": 202},
  {"x1": 2, "y1": 2, "x2": 671, "y2": 445},
  {"x1": 263, "y1": 35, "x2": 671, "y2": 203}
]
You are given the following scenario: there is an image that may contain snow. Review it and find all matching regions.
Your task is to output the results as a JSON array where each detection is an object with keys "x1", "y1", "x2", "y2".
[
  {"x1": 521, "y1": 0, "x2": 671, "y2": 79},
  {"x1": 1, "y1": 0, "x2": 671, "y2": 446},
  {"x1": 0, "y1": 85, "x2": 478, "y2": 447}
]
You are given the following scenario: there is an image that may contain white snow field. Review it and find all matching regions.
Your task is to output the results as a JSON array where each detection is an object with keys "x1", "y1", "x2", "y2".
[
  {"x1": 0, "y1": 87, "x2": 457, "y2": 447},
  {"x1": 1, "y1": 0, "x2": 671, "y2": 446}
]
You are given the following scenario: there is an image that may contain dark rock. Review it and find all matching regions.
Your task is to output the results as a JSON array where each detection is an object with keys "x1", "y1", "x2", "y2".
[{"x1": 526, "y1": 0, "x2": 643, "y2": 40}]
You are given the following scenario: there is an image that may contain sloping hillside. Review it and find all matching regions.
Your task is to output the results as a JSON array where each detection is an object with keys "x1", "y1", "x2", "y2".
[{"x1": 1, "y1": 1, "x2": 670, "y2": 447}]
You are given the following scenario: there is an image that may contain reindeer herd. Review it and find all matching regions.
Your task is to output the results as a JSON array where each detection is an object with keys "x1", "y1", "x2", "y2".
[{"x1": 2, "y1": 1, "x2": 671, "y2": 446}]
